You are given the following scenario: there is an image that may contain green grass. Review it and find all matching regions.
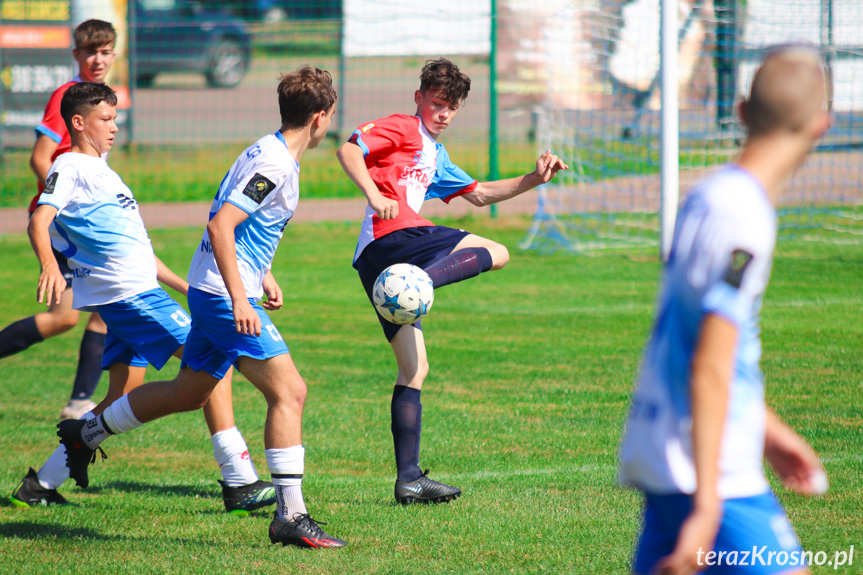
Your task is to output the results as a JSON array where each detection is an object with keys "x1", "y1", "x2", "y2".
[
  {"x1": 0, "y1": 142, "x2": 539, "y2": 208},
  {"x1": 0, "y1": 218, "x2": 861, "y2": 574}
]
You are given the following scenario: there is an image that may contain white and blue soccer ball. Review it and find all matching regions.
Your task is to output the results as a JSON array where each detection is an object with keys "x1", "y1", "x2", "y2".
[{"x1": 373, "y1": 263, "x2": 434, "y2": 325}]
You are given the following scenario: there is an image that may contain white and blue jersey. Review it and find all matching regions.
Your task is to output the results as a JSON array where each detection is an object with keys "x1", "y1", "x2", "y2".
[
  {"x1": 187, "y1": 132, "x2": 299, "y2": 300},
  {"x1": 619, "y1": 165, "x2": 777, "y2": 499},
  {"x1": 37, "y1": 153, "x2": 158, "y2": 310}
]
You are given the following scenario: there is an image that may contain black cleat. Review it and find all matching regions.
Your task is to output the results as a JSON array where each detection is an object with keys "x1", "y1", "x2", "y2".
[
  {"x1": 219, "y1": 479, "x2": 277, "y2": 516},
  {"x1": 394, "y1": 470, "x2": 461, "y2": 505},
  {"x1": 11, "y1": 468, "x2": 68, "y2": 508},
  {"x1": 56, "y1": 419, "x2": 106, "y2": 489},
  {"x1": 269, "y1": 512, "x2": 347, "y2": 549}
]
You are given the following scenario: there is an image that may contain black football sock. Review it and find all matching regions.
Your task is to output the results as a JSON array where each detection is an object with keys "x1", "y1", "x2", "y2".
[
  {"x1": 0, "y1": 316, "x2": 44, "y2": 359},
  {"x1": 70, "y1": 330, "x2": 106, "y2": 400},
  {"x1": 423, "y1": 247, "x2": 493, "y2": 289},
  {"x1": 391, "y1": 385, "x2": 423, "y2": 483}
]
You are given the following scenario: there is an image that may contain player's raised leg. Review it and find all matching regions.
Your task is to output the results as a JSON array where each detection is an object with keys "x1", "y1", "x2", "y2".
[{"x1": 389, "y1": 326, "x2": 461, "y2": 505}]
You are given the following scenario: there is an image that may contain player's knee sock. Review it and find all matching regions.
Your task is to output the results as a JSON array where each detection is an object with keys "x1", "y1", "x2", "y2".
[
  {"x1": 423, "y1": 247, "x2": 493, "y2": 289},
  {"x1": 266, "y1": 445, "x2": 307, "y2": 521},
  {"x1": 83, "y1": 395, "x2": 142, "y2": 448},
  {"x1": 391, "y1": 385, "x2": 423, "y2": 483},
  {"x1": 0, "y1": 316, "x2": 44, "y2": 359},
  {"x1": 70, "y1": 330, "x2": 105, "y2": 400},
  {"x1": 211, "y1": 427, "x2": 259, "y2": 487},
  {"x1": 37, "y1": 411, "x2": 95, "y2": 489}
]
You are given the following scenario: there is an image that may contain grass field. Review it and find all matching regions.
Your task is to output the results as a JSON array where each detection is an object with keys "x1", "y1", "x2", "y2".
[{"x1": 0, "y1": 218, "x2": 861, "y2": 574}]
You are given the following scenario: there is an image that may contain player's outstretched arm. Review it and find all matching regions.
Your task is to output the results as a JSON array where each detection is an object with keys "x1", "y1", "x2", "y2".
[
  {"x1": 207, "y1": 202, "x2": 261, "y2": 336},
  {"x1": 336, "y1": 141, "x2": 399, "y2": 220},
  {"x1": 765, "y1": 409, "x2": 826, "y2": 495},
  {"x1": 27, "y1": 204, "x2": 65, "y2": 305},
  {"x1": 154, "y1": 254, "x2": 189, "y2": 296},
  {"x1": 655, "y1": 313, "x2": 736, "y2": 575},
  {"x1": 461, "y1": 150, "x2": 568, "y2": 207},
  {"x1": 30, "y1": 135, "x2": 60, "y2": 185}
]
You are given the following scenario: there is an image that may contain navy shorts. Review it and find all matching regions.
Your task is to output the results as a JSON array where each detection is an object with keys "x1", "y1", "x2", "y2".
[
  {"x1": 635, "y1": 491, "x2": 805, "y2": 575},
  {"x1": 354, "y1": 225, "x2": 470, "y2": 342}
]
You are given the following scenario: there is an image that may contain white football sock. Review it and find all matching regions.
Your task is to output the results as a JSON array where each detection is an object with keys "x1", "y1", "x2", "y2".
[
  {"x1": 37, "y1": 445, "x2": 70, "y2": 490},
  {"x1": 266, "y1": 445, "x2": 307, "y2": 521},
  {"x1": 211, "y1": 427, "x2": 259, "y2": 487},
  {"x1": 101, "y1": 395, "x2": 144, "y2": 435}
]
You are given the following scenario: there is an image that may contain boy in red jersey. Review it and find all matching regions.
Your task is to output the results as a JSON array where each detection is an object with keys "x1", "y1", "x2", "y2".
[
  {"x1": 337, "y1": 57, "x2": 567, "y2": 504},
  {"x1": 0, "y1": 20, "x2": 116, "y2": 419}
]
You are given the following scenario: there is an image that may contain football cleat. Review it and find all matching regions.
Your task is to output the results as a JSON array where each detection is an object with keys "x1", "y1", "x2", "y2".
[
  {"x1": 56, "y1": 418, "x2": 106, "y2": 489},
  {"x1": 11, "y1": 468, "x2": 68, "y2": 508},
  {"x1": 394, "y1": 470, "x2": 461, "y2": 505},
  {"x1": 269, "y1": 512, "x2": 347, "y2": 549},
  {"x1": 219, "y1": 479, "x2": 277, "y2": 515}
]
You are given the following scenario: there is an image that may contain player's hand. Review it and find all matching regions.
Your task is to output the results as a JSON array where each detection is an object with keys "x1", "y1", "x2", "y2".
[
  {"x1": 261, "y1": 272, "x2": 283, "y2": 311},
  {"x1": 532, "y1": 150, "x2": 568, "y2": 185},
  {"x1": 232, "y1": 298, "x2": 261, "y2": 336},
  {"x1": 765, "y1": 419, "x2": 826, "y2": 495},
  {"x1": 654, "y1": 506, "x2": 722, "y2": 575},
  {"x1": 36, "y1": 262, "x2": 67, "y2": 306},
  {"x1": 369, "y1": 193, "x2": 399, "y2": 220}
]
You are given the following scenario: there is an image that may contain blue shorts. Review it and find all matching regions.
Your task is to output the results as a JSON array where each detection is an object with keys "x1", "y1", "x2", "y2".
[
  {"x1": 354, "y1": 225, "x2": 470, "y2": 342},
  {"x1": 181, "y1": 287, "x2": 289, "y2": 380},
  {"x1": 97, "y1": 288, "x2": 190, "y2": 370},
  {"x1": 635, "y1": 491, "x2": 805, "y2": 575}
]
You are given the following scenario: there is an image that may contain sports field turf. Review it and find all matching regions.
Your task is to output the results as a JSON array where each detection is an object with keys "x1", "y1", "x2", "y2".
[{"x1": 0, "y1": 217, "x2": 860, "y2": 574}]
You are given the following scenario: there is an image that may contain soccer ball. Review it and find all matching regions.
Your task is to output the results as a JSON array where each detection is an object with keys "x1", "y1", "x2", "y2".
[{"x1": 372, "y1": 263, "x2": 434, "y2": 325}]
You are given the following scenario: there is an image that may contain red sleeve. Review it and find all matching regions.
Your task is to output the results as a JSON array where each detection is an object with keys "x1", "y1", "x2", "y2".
[
  {"x1": 349, "y1": 114, "x2": 417, "y2": 160},
  {"x1": 35, "y1": 82, "x2": 75, "y2": 144}
]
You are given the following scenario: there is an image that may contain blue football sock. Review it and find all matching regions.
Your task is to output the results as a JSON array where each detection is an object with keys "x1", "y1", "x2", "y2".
[
  {"x1": 423, "y1": 247, "x2": 493, "y2": 289},
  {"x1": 70, "y1": 330, "x2": 106, "y2": 400},
  {"x1": 391, "y1": 385, "x2": 423, "y2": 483},
  {"x1": 0, "y1": 316, "x2": 43, "y2": 359}
]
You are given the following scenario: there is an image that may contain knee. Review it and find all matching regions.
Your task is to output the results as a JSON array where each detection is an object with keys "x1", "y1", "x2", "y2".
[
  {"x1": 46, "y1": 309, "x2": 80, "y2": 335},
  {"x1": 400, "y1": 359, "x2": 429, "y2": 388},
  {"x1": 267, "y1": 378, "x2": 307, "y2": 412},
  {"x1": 490, "y1": 243, "x2": 509, "y2": 270}
]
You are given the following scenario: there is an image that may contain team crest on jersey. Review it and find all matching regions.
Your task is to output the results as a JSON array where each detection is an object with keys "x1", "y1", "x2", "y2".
[
  {"x1": 243, "y1": 173, "x2": 276, "y2": 204},
  {"x1": 723, "y1": 249, "x2": 753, "y2": 289},
  {"x1": 43, "y1": 172, "x2": 58, "y2": 194},
  {"x1": 361, "y1": 123, "x2": 375, "y2": 133}
]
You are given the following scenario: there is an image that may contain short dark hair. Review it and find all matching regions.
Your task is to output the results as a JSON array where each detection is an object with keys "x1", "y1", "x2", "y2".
[
  {"x1": 277, "y1": 66, "x2": 337, "y2": 130},
  {"x1": 60, "y1": 82, "x2": 118, "y2": 134},
  {"x1": 74, "y1": 19, "x2": 116, "y2": 51},
  {"x1": 419, "y1": 58, "x2": 471, "y2": 104},
  {"x1": 743, "y1": 43, "x2": 829, "y2": 138}
]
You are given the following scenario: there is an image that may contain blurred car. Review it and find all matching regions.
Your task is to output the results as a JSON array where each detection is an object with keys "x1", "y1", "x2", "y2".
[
  {"x1": 131, "y1": 0, "x2": 252, "y2": 88},
  {"x1": 214, "y1": 0, "x2": 341, "y2": 22}
]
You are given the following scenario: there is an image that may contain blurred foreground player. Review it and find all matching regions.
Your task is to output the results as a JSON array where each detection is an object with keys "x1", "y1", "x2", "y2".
[{"x1": 619, "y1": 45, "x2": 832, "y2": 575}]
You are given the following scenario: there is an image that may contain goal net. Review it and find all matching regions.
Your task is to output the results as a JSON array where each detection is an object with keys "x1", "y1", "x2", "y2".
[{"x1": 521, "y1": 0, "x2": 863, "y2": 253}]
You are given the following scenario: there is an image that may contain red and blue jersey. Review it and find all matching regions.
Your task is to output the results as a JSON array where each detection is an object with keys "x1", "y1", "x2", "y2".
[
  {"x1": 349, "y1": 114, "x2": 477, "y2": 260},
  {"x1": 29, "y1": 77, "x2": 80, "y2": 213}
]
